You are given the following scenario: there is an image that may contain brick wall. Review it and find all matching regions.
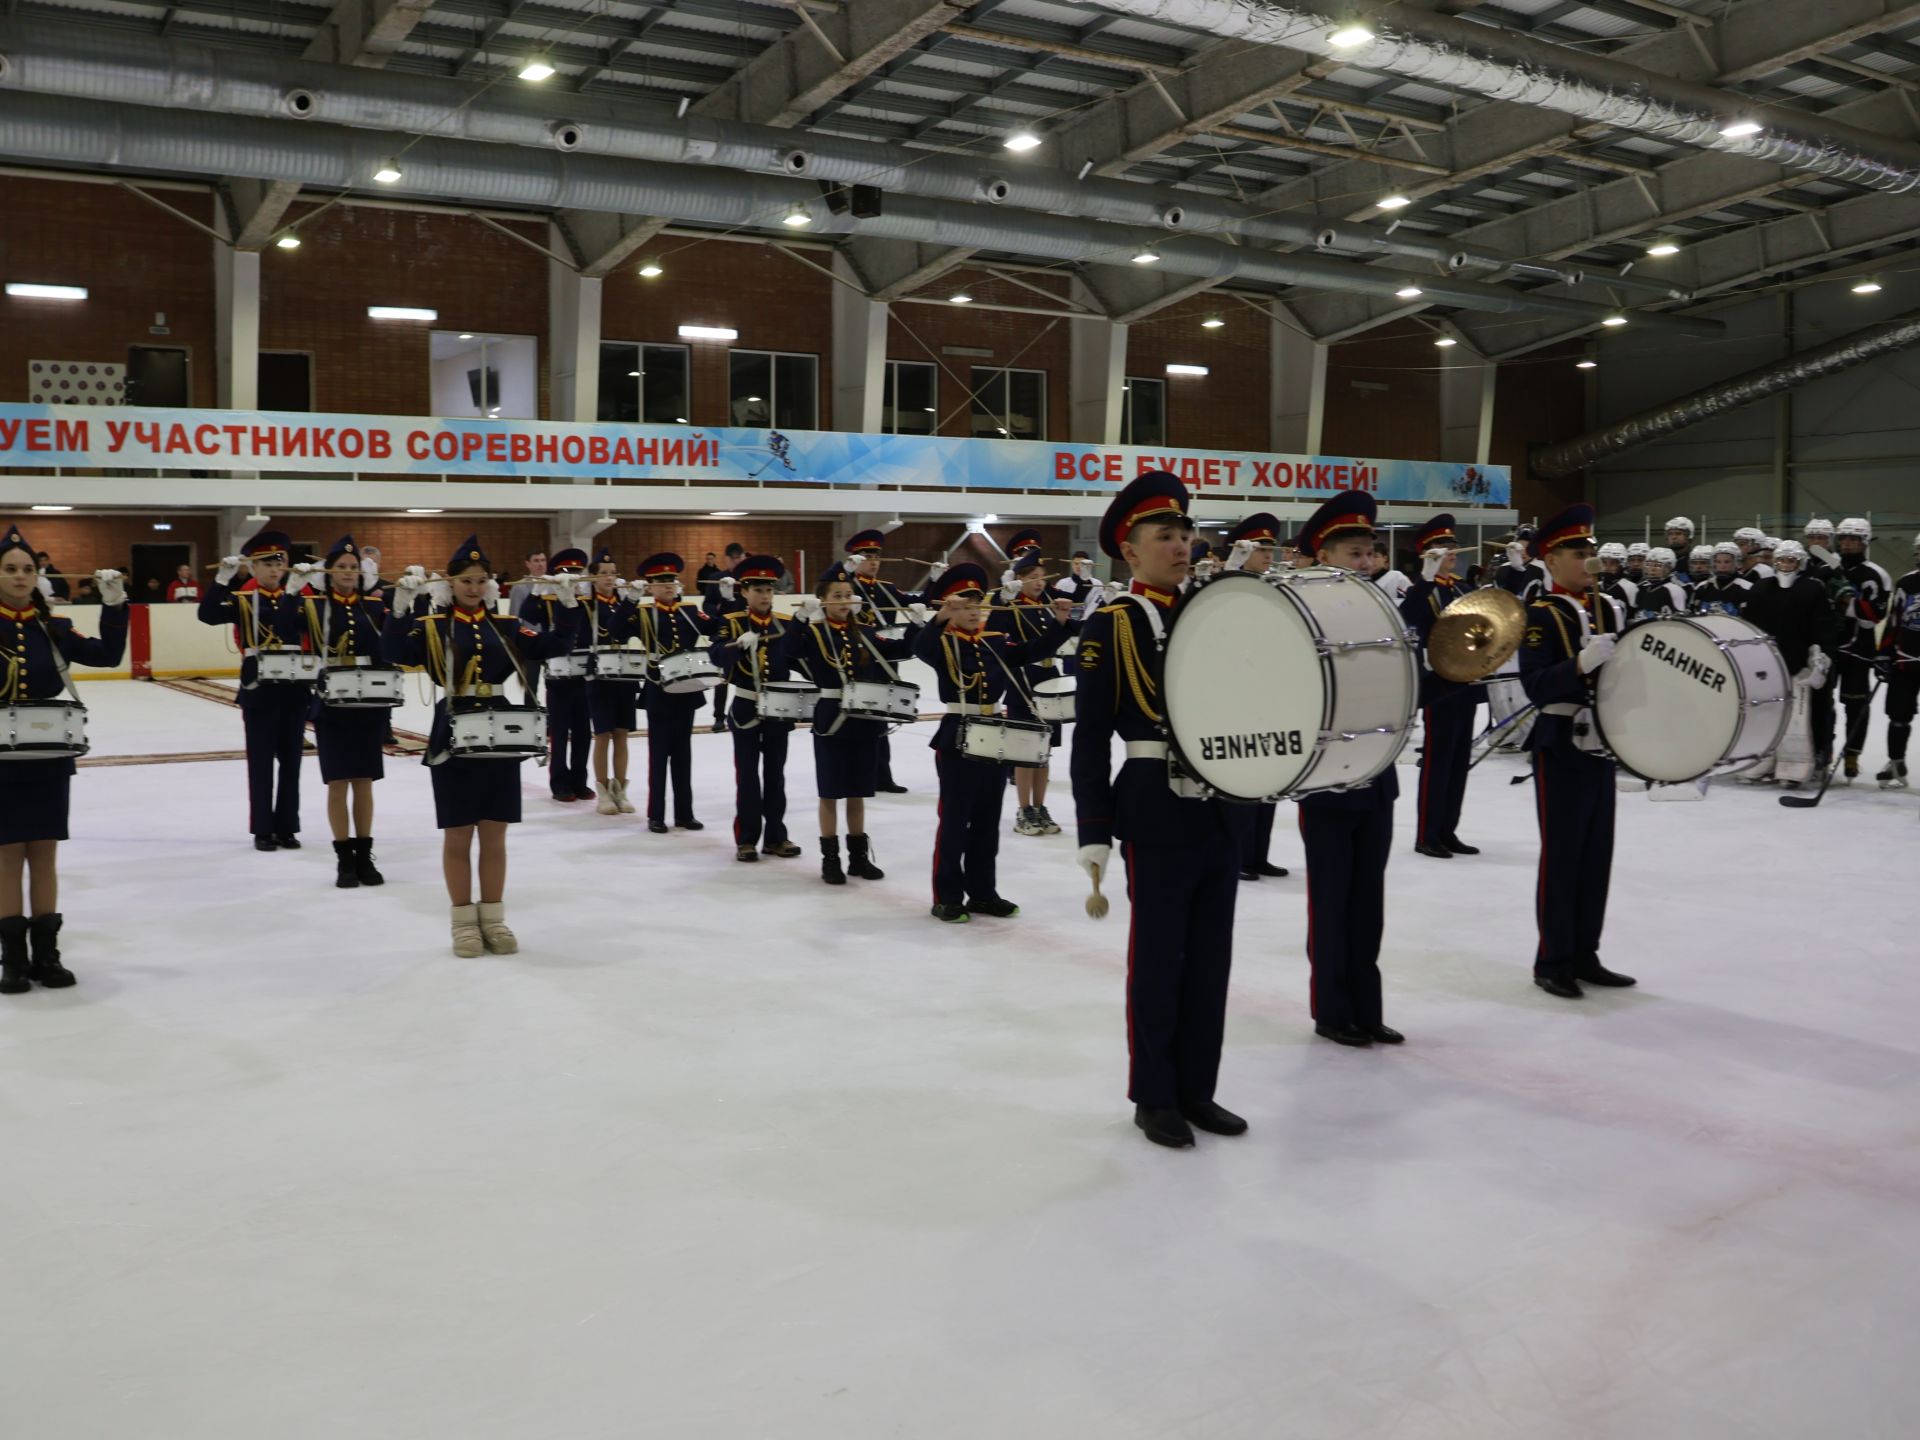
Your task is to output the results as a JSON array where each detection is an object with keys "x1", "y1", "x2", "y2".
[
  {"x1": 14, "y1": 512, "x2": 221, "y2": 581},
  {"x1": 0, "y1": 178, "x2": 219, "y2": 407},
  {"x1": 1124, "y1": 302, "x2": 1267, "y2": 451},
  {"x1": 887, "y1": 268, "x2": 1073, "y2": 441},
  {"x1": 1321, "y1": 320, "x2": 1443, "y2": 461},
  {"x1": 1493, "y1": 342, "x2": 1590, "y2": 524}
]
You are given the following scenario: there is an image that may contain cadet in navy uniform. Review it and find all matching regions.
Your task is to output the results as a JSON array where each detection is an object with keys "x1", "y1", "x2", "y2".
[
  {"x1": 199, "y1": 529, "x2": 313, "y2": 852},
  {"x1": 1293, "y1": 493, "x2": 1405, "y2": 1047},
  {"x1": 915, "y1": 564, "x2": 1071, "y2": 922},
  {"x1": 0, "y1": 525, "x2": 128, "y2": 994},
  {"x1": 788, "y1": 561, "x2": 921, "y2": 886},
  {"x1": 517, "y1": 547, "x2": 594, "y2": 804},
  {"x1": 707, "y1": 555, "x2": 805, "y2": 863},
  {"x1": 1400, "y1": 513, "x2": 1482, "y2": 861},
  {"x1": 844, "y1": 529, "x2": 924, "y2": 794},
  {"x1": 1212, "y1": 512, "x2": 1292, "y2": 882},
  {"x1": 303, "y1": 535, "x2": 390, "y2": 890},
  {"x1": 579, "y1": 547, "x2": 645, "y2": 817},
  {"x1": 1517, "y1": 504, "x2": 1637, "y2": 999},
  {"x1": 635, "y1": 552, "x2": 710, "y2": 833},
  {"x1": 1071, "y1": 471, "x2": 1247, "y2": 1149},
  {"x1": 702, "y1": 542, "x2": 747, "y2": 732},
  {"x1": 1003, "y1": 553, "x2": 1078, "y2": 837},
  {"x1": 1493, "y1": 525, "x2": 1548, "y2": 601},
  {"x1": 385, "y1": 537, "x2": 573, "y2": 957}
]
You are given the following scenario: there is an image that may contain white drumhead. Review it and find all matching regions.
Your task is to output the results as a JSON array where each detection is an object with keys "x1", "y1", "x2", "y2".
[
  {"x1": 1162, "y1": 573, "x2": 1326, "y2": 800},
  {"x1": 1596, "y1": 618, "x2": 1748, "y2": 782}
]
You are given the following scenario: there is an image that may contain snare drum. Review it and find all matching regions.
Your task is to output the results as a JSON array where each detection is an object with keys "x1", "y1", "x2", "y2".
[
  {"x1": 592, "y1": 647, "x2": 651, "y2": 682},
  {"x1": 1160, "y1": 569, "x2": 1417, "y2": 801},
  {"x1": 958, "y1": 715, "x2": 1052, "y2": 768},
  {"x1": 1483, "y1": 653, "x2": 1534, "y2": 752},
  {"x1": 654, "y1": 650, "x2": 722, "y2": 693},
  {"x1": 1592, "y1": 615, "x2": 1790, "y2": 783},
  {"x1": 319, "y1": 664, "x2": 406, "y2": 708},
  {"x1": 255, "y1": 650, "x2": 323, "y2": 684},
  {"x1": 1029, "y1": 676, "x2": 1076, "y2": 724},
  {"x1": 839, "y1": 679, "x2": 920, "y2": 724},
  {"x1": 0, "y1": 700, "x2": 89, "y2": 761},
  {"x1": 447, "y1": 705, "x2": 548, "y2": 759},
  {"x1": 757, "y1": 679, "x2": 818, "y2": 722},
  {"x1": 545, "y1": 652, "x2": 591, "y2": 680}
]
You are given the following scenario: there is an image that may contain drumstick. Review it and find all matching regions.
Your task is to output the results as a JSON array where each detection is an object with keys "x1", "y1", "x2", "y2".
[{"x1": 1085, "y1": 863, "x2": 1109, "y2": 920}]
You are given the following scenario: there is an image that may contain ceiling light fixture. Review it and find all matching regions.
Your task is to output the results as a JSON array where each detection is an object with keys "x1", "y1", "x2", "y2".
[
  {"x1": 1003, "y1": 131, "x2": 1042, "y2": 153},
  {"x1": 1576, "y1": 360, "x2": 1598, "y2": 370},
  {"x1": 627, "y1": 370, "x2": 641, "y2": 378},
  {"x1": 1376, "y1": 193, "x2": 1412, "y2": 210},
  {"x1": 1166, "y1": 363, "x2": 1209, "y2": 376},
  {"x1": 518, "y1": 58, "x2": 555, "y2": 82},
  {"x1": 1433, "y1": 336, "x2": 1458, "y2": 348},
  {"x1": 1132, "y1": 248, "x2": 1161, "y2": 265},
  {"x1": 30, "y1": 504, "x2": 73, "y2": 512},
  {"x1": 153, "y1": 522, "x2": 173, "y2": 531},
  {"x1": 372, "y1": 159, "x2": 403, "y2": 184},
  {"x1": 6, "y1": 283, "x2": 87, "y2": 301},
  {"x1": 367, "y1": 305, "x2": 438, "y2": 321},
  {"x1": 275, "y1": 234, "x2": 301, "y2": 251},
  {"x1": 782, "y1": 205, "x2": 812, "y2": 228},
  {"x1": 1851, "y1": 279, "x2": 1884, "y2": 295},
  {"x1": 406, "y1": 508, "x2": 444, "y2": 515},
  {"x1": 1201, "y1": 315, "x2": 1225, "y2": 329},
  {"x1": 1719, "y1": 119, "x2": 1763, "y2": 138},
  {"x1": 708, "y1": 510, "x2": 751, "y2": 518},
  {"x1": 1395, "y1": 285, "x2": 1423, "y2": 299},
  {"x1": 678, "y1": 325, "x2": 738, "y2": 341},
  {"x1": 458, "y1": 332, "x2": 475, "y2": 340},
  {"x1": 1601, "y1": 314, "x2": 1628, "y2": 327},
  {"x1": 1328, "y1": 24, "x2": 1375, "y2": 48},
  {"x1": 949, "y1": 291, "x2": 973, "y2": 304},
  {"x1": 1645, "y1": 240, "x2": 1680, "y2": 257},
  {"x1": 639, "y1": 263, "x2": 663, "y2": 278}
]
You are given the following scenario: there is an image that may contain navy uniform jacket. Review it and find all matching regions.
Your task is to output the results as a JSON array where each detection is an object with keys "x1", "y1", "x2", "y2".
[
  {"x1": 782, "y1": 617, "x2": 918, "y2": 734},
  {"x1": 1070, "y1": 591, "x2": 1237, "y2": 849},
  {"x1": 1004, "y1": 594, "x2": 1079, "y2": 691},
  {"x1": 851, "y1": 573, "x2": 922, "y2": 632},
  {"x1": 913, "y1": 613, "x2": 1065, "y2": 750},
  {"x1": 0, "y1": 599, "x2": 129, "y2": 778},
  {"x1": 382, "y1": 605, "x2": 569, "y2": 762},
  {"x1": 637, "y1": 599, "x2": 710, "y2": 663},
  {"x1": 1399, "y1": 575, "x2": 1480, "y2": 709},
  {"x1": 580, "y1": 592, "x2": 643, "y2": 655},
  {"x1": 199, "y1": 579, "x2": 311, "y2": 704},
  {"x1": 517, "y1": 588, "x2": 591, "y2": 655},
  {"x1": 708, "y1": 610, "x2": 797, "y2": 692},
  {"x1": 303, "y1": 590, "x2": 389, "y2": 716},
  {"x1": 1518, "y1": 588, "x2": 1625, "y2": 754}
]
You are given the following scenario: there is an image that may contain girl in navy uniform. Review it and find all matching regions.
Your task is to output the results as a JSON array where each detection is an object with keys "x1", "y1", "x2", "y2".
[
  {"x1": 915, "y1": 564, "x2": 1070, "y2": 922},
  {"x1": 787, "y1": 562, "x2": 921, "y2": 886},
  {"x1": 1002, "y1": 554, "x2": 1078, "y2": 837},
  {"x1": 708, "y1": 555, "x2": 804, "y2": 863},
  {"x1": 305, "y1": 535, "x2": 390, "y2": 889},
  {"x1": 843, "y1": 530, "x2": 927, "y2": 794},
  {"x1": 581, "y1": 547, "x2": 644, "y2": 817},
  {"x1": 384, "y1": 536, "x2": 575, "y2": 958},
  {"x1": 0, "y1": 525, "x2": 128, "y2": 993},
  {"x1": 635, "y1": 553, "x2": 710, "y2": 833},
  {"x1": 199, "y1": 529, "x2": 312, "y2": 851},
  {"x1": 517, "y1": 548, "x2": 594, "y2": 804},
  {"x1": 1399, "y1": 513, "x2": 1482, "y2": 862}
]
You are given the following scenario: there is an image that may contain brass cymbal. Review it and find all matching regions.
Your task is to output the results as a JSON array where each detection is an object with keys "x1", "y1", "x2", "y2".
[{"x1": 1429, "y1": 586, "x2": 1526, "y2": 683}]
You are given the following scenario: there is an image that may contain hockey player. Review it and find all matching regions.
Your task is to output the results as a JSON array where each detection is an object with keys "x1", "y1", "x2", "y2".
[
  {"x1": 1630, "y1": 548, "x2": 1688, "y2": 620},
  {"x1": 1693, "y1": 543, "x2": 1752, "y2": 617},
  {"x1": 1595, "y1": 543, "x2": 1639, "y2": 611},
  {"x1": 1834, "y1": 518, "x2": 1893, "y2": 782},
  {"x1": 1494, "y1": 526, "x2": 1548, "y2": 601},
  {"x1": 1740, "y1": 541, "x2": 1839, "y2": 784},
  {"x1": 1663, "y1": 518, "x2": 1697, "y2": 588},
  {"x1": 1878, "y1": 534, "x2": 1920, "y2": 789},
  {"x1": 1734, "y1": 527, "x2": 1775, "y2": 581},
  {"x1": 1687, "y1": 545, "x2": 1714, "y2": 585},
  {"x1": 1624, "y1": 541, "x2": 1649, "y2": 587},
  {"x1": 1803, "y1": 518, "x2": 1838, "y2": 579}
]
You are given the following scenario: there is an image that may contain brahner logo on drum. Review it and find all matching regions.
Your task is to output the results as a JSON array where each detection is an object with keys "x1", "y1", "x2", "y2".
[
  {"x1": 1199, "y1": 730, "x2": 1307, "y2": 761},
  {"x1": 1637, "y1": 631, "x2": 1729, "y2": 692}
]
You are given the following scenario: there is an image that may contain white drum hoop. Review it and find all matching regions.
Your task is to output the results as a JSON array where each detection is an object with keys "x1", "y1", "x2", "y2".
[
  {"x1": 544, "y1": 652, "x2": 591, "y2": 680},
  {"x1": 447, "y1": 705, "x2": 548, "y2": 760},
  {"x1": 255, "y1": 650, "x2": 323, "y2": 684},
  {"x1": 757, "y1": 679, "x2": 818, "y2": 722},
  {"x1": 654, "y1": 650, "x2": 722, "y2": 693},
  {"x1": 840, "y1": 678, "x2": 920, "y2": 724},
  {"x1": 0, "y1": 700, "x2": 90, "y2": 761},
  {"x1": 958, "y1": 715, "x2": 1052, "y2": 768},
  {"x1": 1029, "y1": 676, "x2": 1076, "y2": 723},
  {"x1": 1592, "y1": 615, "x2": 1791, "y2": 783},
  {"x1": 318, "y1": 664, "x2": 406, "y2": 708},
  {"x1": 592, "y1": 648, "x2": 651, "y2": 682}
]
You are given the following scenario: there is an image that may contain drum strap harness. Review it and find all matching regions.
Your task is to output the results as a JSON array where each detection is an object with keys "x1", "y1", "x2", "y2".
[
  {"x1": 728, "y1": 613, "x2": 789, "y2": 733},
  {"x1": 1116, "y1": 594, "x2": 1207, "y2": 797},
  {"x1": 2, "y1": 615, "x2": 87, "y2": 714}
]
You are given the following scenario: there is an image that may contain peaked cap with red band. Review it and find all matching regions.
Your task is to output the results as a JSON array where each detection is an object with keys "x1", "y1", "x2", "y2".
[
  {"x1": 1225, "y1": 512, "x2": 1280, "y2": 545},
  {"x1": 639, "y1": 552, "x2": 684, "y2": 580},
  {"x1": 244, "y1": 529, "x2": 293, "y2": 561},
  {"x1": 932, "y1": 562, "x2": 989, "y2": 600},
  {"x1": 1007, "y1": 529, "x2": 1044, "y2": 556},
  {"x1": 1529, "y1": 504, "x2": 1597, "y2": 560},
  {"x1": 1097, "y1": 469, "x2": 1192, "y2": 561},
  {"x1": 1411, "y1": 513, "x2": 1458, "y2": 551},
  {"x1": 550, "y1": 548, "x2": 589, "y2": 573},
  {"x1": 1295, "y1": 490, "x2": 1376, "y2": 557},
  {"x1": 731, "y1": 554, "x2": 784, "y2": 584},
  {"x1": 843, "y1": 530, "x2": 886, "y2": 555}
]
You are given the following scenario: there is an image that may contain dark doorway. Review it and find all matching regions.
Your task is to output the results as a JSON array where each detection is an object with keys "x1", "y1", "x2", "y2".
[
  {"x1": 259, "y1": 352, "x2": 313, "y2": 412},
  {"x1": 126, "y1": 346, "x2": 191, "y2": 407},
  {"x1": 131, "y1": 542, "x2": 192, "y2": 605}
]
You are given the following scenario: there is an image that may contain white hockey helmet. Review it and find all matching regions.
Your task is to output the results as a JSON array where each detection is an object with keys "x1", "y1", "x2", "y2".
[
  {"x1": 1626, "y1": 541, "x2": 1649, "y2": 559},
  {"x1": 1759, "y1": 536, "x2": 1780, "y2": 552},
  {"x1": 1733, "y1": 526, "x2": 1765, "y2": 545},
  {"x1": 1773, "y1": 540, "x2": 1808, "y2": 565},
  {"x1": 1663, "y1": 516, "x2": 1695, "y2": 535},
  {"x1": 1690, "y1": 545, "x2": 1715, "y2": 562},
  {"x1": 1714, "y1": 540, "x2": 1741, "y2": 557},
  {"x1": 1648, "y1": 546, "x2": 1677, "y2": 568},
  {"x1": 1837, "y1": 517, "x2": 1872, "y2": 541},
  {"x1": 1598, "y1": 541, "x2": 1627, "y2": 561},
  {"x1": 1804, "y1": 517, "x2": 1835, "y2": 539}
]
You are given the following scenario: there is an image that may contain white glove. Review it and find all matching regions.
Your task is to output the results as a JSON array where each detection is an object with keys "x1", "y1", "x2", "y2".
[
  {"x1": 289, "y1": 561, "x2": 323, "y2": 594},
  {"x1": 401, "y1": 565, "x2": 428, "y2": 585},
  {"x1": 483, "y1": 578, "x2": 501, "y2": 605},
  {"x1": 926, "y1": 561, "x2": 948, "y2": 581},
  {"x1": 1077, "y1": 844, "x2": 1111, "y2": 881},
  {"x1": 795, "y1": 596, "x2": 823, "y2": 624},
  {"x1": 1105, "y1": 580, "x2": 1129, "y2": 602},
  {"x1": 94, "y1": 569, "x2": 127, "y2": 606},
  {"x1": 735, "y1": 630, "x2": 760, "y2": 657},
  {"x1": 1505, "y1": 541, "x2": 1528, "y2": 570},
  {"x1": 1578, "y1": 633, "x2": 1617, "y2": 674},
  {"x1": 1807, "y1": 648, "x2": 1831, "y2": 689},
  {"x1": 427, "y1": 578, "x2": 452, "y2": 609},
  {"x1": 215, "y1": 555, "x2": 244, "y2": 585},
  {"x1": 552, "y1": 580, "x2": 581, "y2": 610},
  {"x1": 1000, "y1": 567, "x2": 1017, "y2": 592},
  {"x1": 1223, "y1": 539, "x2": 1256, "y2": 573},
  {"x1": 1421, "y1": 547, "x2": 1447, "y2": 582},
  {"x1": 717, "y1": 576, "x2": 737, "y2": 600},
  {"x1": 392, "y1": 582, "x2": 422, "y2": 614},
  {"x1": 1001, "y1": 583, "x2": 1020, "y2": 603},
  {"x1": 906, "y1": 602, "x2": 932, "y2": 626}
]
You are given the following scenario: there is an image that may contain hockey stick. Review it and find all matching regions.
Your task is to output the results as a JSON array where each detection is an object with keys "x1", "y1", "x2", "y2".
[{"x1": 1780, "y1": 672, "x2": 1884, "y2": 808}]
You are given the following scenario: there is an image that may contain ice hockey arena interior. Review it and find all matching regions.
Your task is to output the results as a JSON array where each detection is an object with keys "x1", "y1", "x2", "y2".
[{"x1": 3, "y1": 0, "x2": 1919, "y2": 1435}]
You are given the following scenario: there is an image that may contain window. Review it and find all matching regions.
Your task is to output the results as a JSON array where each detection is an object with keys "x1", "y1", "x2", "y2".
[
  {"x1": 882, "y1": 360, "x2": 937, "y2": 434},
  {"x1": 1119, "y1": 376, "x2": 1166, "y2": 446},
  {"x1": 728, "y1": 349, "x2": 818, "y2": 429},
  {"x1": 258, "y1": 352, "x2": 313, "y2": 412},
  {"x1": 969, "y1": 366, "x2": 1046, "y2": 441},
  {"x1": 598, "y1": 343, "x2": 690, "y2": 424},
  {"x1": 429, "y1": 332, "x2": 538, "y2": 418}
]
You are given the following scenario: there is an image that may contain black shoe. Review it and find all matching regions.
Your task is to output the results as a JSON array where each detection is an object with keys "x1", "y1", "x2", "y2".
[
  {"x1": 1255, "y1": 861, "x2": 1290, "y2": 878},
  {"x1": 1239, "y1": 867, "x2": 1262, "y2": 882},
  {"x1": 1180, "y1": 1100, "x2": 1248, "y2": 1136},
  {"x1": 1575, "y1": 961, "x2": 1637, "y2": 987},
  {"x1": 1369, "y1": 1024, "x2": 1406, "y2": 1045},
  {"x1": 967, "y1": 895, "x2": 1019, "y2": 918},
  {"x1": 647, "y1": 819, "x2": 669, "y2": 834},
  {"x1": 736, "y1": 846, "x2": 759, "y2": 863},
  {"x1": 353, "y1": 837, "x2": 385, "y2": 887},
  {"x1": 1414, "y1": 841, "x2": 1454, "y2": 859},
  {"x1": 254, "y1": 835, "x2": 278, "y2": 852},
  {"x1": 1315, "y1": 1023, "x2": 1373, "y2": 1047},
  {"x1": 762, "y1": 840, "x2": 803, "y2": 858},
  {"x1": 275, "y1": 835, "x2": 302, "y2": 850},
  {"x1": 877, "y1": 781, "x2": 909, "y2": 794},
  {"x1": 675, "y1": 818, "x2": 705, "y2": 831},
  {"x1": 552, "y1": 791, "x2": 577, "y2": 803},
  {"x1": 1133, "y1": 1105, "x2": 1196, "y2": 1149},
  {"x1": 575, "y1": 787, "x2": 597, "y2": 802},
  {"x1": 0, "y1": 916, "x2": 29, "y2": 995},
  {"x1": 846, "y1": 833, "x2": 884, "y2": 880},
  {"x1": 930, "y1": 903, "x2": 971, "y2": 924},
  {"x1": 712, "y1": 718, "x2": 729, "y2": 734},
  {"x1": 1534, "y1": 973, "x2": 1584, "y2": 999},
  {"x1": 27, "y1": 913, "x2": 73, "y2": 989},
  {"x1": 1443, "y1": 839, "x2": 1480, "y2": 856},
  {"x1": 332, "y1": 839, "x2": 361, "y2": 889},
  {"x1": 820, "y1": 836, "x2": 846, "y2": 886}
]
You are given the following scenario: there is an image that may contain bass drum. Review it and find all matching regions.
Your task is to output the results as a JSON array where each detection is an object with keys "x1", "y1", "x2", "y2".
[
  {"x1": 1159, "y1": 569, "x2": 1417, "y2": 801},
  {"x1": 1592, "y1": 614, "x2": 1790, "y2": 783}
]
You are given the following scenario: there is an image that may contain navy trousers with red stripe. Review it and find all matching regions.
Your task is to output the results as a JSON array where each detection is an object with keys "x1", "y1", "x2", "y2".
[
  {"x1": 1531, "y1": 748, "x2": 1615, "y2": 981},
  {"x1": 1298, "y1": 788, "x2": 1393, "y2": 1030},
  {"x1": 1415, "y1": 698, "x2": 1476, "y2": 846},
  {"x1": 241, "y1": 687, "x2": 307, "y2": 838},
  {"x1": 1121, "y1": 831, "x2": 1238, "y2": 1108},
  {"x1": 545, "y1": 678, "x2": 590, "y2": 797},
  {"x1": 931, "y1": 749, "x2": 1007, "y2": 905},
  {"x1": 730, "y1": 712, "x2": 791, "y2": 849},
  {"x1": 644, "y1": 692, "x2": 702, "y2": 824}
]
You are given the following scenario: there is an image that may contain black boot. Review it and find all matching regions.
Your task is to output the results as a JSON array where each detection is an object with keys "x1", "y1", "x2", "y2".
[
  {"x1": 1575, "y1": 959, "x2": 1636, "y2": 987},
  {"x1": 353, "y1": 837, "x2": 385, "y2": 887},
  {"x1": 847, "y1": 833, "x2": 884, "y2": 880},
  {"x1": 333, "y1": 839, "x2": 361, "y2": 889},
  {"x1": 27, "y1": 913, "x2": 74, "y2": 989},
  {"x1": 968, "y1": 895, "x2": 1020, "y2": 918},
  {"x1": 820, "y1": 836, "x2": 846, "y2": 886},
  {"x1": 1133, "y1": 1105, "x2": 1195, "y2": 1149},
  {"x1": 0, "y1": 916, "x2": 29, "y2": 995}
]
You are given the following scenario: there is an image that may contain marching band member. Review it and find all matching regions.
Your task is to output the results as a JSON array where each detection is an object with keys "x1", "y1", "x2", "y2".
[
  {"x1": 1400, "y1": 513, "x2": 1480, "y2": 861},
  {"x1": 1662, "y1": 517, "x2": 1697, "y2": 588},
  {"x1": 1835, "y1": 519, "x2": 1892, "y2": 783},
  {"x1": 305, "y1": 536, "x2": 390, "y2": 889},
  {"x1": 1494, "y1": 525, "x2": 1548, "y2": 601},
  {"x1": 1004, "y1": 553, "x2": 1076, "y2": 837},
  {"x1": 1630, "y1": 547, "x2": 1688, "y2": 620},
  {"x1": 582, "y1": 547, "x2": 644, "y2": 816},
  {"x1": 1693, "y1": 543, "x2": 1752, "y2": 616},
  {"x1": 385, "y1": 536, "x2": 575, "y2": 957},
  {"x1": 0, "y1": 525, "x2": 127, "y2": 994},
  {"x1": 198, "y1": 529, "x2": 312, "y2": 852},
  {"x1": 1518, "y1": 503, "x2": 1635, "y2": 999},
  {"x1": 844, "y1": 529, "x2": 921, "y2": 794},
  {"x1": 790, "y1": 562, "x2": 921, "y2": 887},
  {"x1": 1878, "y1": 534, "x2": 1920, "y2": 789},
  {"x1": 1071, "y1": 471, "x2": 1246, "y2": 1148},
  {"x1": 915, "y1": 564, "x2": 1070, "y2": 922},
  {"x1": 1295, "y1": 493, "x2": 1403, "y2": 1046},
  {"x1": 1000, "y1": 528, "x2": 1044, "y2": 594},
  {"x1": 517, "y1": 548, "x2": 594, "y2": 804},
  {"x1": 702, "y1": 542, "x2": 747, "y2": 731},
  {"x1": 708, "y1": 555, "x2": 804, "y2": 862},
  {"x1": 636, "y1": 552, "x2": 710, "y2": 833},
  {"x1": 1220, "y1": 512, "x2": 1289, "y2": 882}
]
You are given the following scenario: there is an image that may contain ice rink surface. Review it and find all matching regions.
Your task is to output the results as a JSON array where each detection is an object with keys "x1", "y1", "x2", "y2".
[{"x1": 4, "y1": 678, "x2": 1917, "y2": 1439}]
